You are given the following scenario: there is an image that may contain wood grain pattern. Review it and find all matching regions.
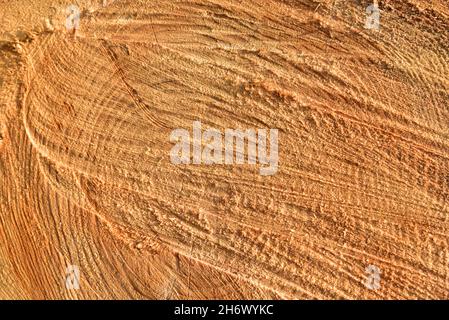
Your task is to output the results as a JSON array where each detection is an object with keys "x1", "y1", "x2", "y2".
[{"x1": 0, "y1": 0, "x2": 448, "y2": 299}]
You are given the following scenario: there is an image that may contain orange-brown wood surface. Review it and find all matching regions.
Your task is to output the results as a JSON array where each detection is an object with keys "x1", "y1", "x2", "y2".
[{"x1": 0, "y1": 0, "x2": 448, "y2": 299}]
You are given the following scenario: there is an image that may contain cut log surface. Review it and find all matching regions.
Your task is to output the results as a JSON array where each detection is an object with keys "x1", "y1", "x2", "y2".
[{"x1": 0, "y1": 0, "x2": 448, "y2": 299}]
